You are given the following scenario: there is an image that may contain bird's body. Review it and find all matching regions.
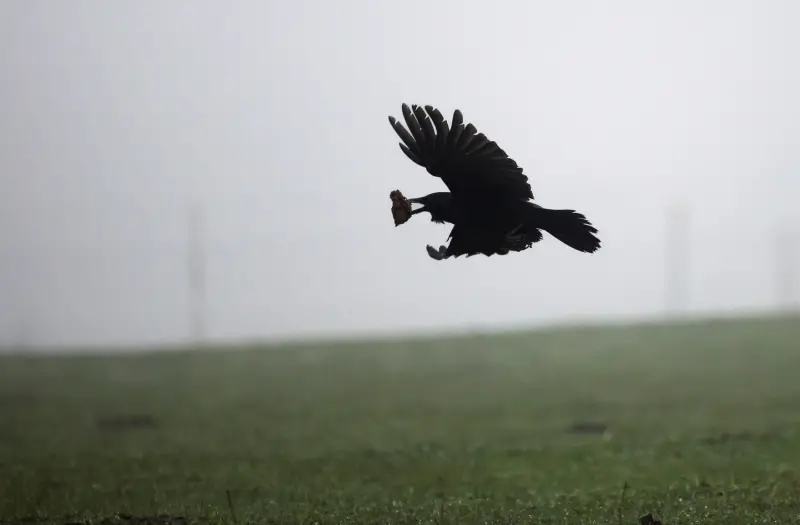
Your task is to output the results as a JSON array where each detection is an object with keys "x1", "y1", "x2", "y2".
[{"x1": 388, "y1": 104, "x2": 601, "y2": 260}]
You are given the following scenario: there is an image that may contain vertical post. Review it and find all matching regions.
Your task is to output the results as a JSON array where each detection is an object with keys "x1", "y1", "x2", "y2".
[
  {"x1": 4, "y1": 272, "x2": 31, "y2": 350},
  {"x1": 664, "y1": 203, "x2": 690, "y2": 315},
  {"x1": 188, "y1": 203, "x2": 207, "y2": 345},
  {"x1": 12, "y1": 311, "x2": 31, "y2": 351},
  {"x1": 775, "y1": 228, "x2": 797, "y2": 311}
]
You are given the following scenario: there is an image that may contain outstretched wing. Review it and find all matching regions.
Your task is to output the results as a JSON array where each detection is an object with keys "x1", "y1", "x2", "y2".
[{"x1": 388, "y1": 104, "x2": 534, "y2": 201}]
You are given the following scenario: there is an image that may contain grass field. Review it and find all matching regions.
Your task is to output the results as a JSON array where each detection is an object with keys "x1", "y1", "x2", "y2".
[{"x1": 2, "y1": 314, "x2": 800, "y2": 524}]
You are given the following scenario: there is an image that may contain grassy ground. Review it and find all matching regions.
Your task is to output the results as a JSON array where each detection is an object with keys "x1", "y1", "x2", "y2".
[{"x1": 2, "y1": 314, "x2": 800, "y2": 524}]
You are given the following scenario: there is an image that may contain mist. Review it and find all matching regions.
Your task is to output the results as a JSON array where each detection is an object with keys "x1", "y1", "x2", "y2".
[{"x1": 1, "y1": 0, "x2": 798, "y2": 349}]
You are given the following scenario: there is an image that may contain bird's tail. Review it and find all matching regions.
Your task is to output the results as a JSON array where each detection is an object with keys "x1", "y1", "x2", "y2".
[{"x1": 521, "y1": 203, "x2": 601, "y2": 253}]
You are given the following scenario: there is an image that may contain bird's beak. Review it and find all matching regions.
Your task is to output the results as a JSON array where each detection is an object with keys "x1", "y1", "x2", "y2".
[{"x1": 407, "y1": 197, "x2": 426, "y2": 214}]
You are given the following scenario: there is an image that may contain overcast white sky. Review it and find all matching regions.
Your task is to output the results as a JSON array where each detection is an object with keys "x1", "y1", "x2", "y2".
[{"x1": 0, "y1": 0, "x2": 798, "y2": 348}]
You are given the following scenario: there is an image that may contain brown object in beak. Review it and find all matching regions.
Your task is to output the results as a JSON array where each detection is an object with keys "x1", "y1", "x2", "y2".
[{"x1": 390, "y1": 189, "x2": 412, "y2": 226}]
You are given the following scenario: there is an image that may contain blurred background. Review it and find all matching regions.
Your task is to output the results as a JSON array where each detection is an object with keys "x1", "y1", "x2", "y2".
[
  {"x1": 2, "y1": 3, "x2": 800, "y2": 522},
  {"x1": 0, "y1": 0, "x2": 798, "y2": 350}
]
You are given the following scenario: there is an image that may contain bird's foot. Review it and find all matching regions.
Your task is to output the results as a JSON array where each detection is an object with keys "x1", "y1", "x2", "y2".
[
  {"x1": 426, "y1": 244, "x2": 448, "y2": 260},
  {"x1": 505, "y1": 224, "x2": 531, "y2": 250},
  {"x1": 505, "y1": 233, "x2": 533, "y2": 252}
]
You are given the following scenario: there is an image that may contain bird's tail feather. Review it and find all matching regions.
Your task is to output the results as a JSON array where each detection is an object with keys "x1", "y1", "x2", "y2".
[{"x1": 522, "y1": 205, "x2": 601, "y2": 253}]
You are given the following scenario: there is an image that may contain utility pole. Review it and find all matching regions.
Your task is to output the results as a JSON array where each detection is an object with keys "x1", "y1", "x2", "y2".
[
  {"x1": 187, "y1": 203, "x2": 207, "y2": 345},
  {"x1": 664, "y1": 203, "x2": 691, "y2": 315},
  {"x1": 775, "y1": 228, "x2": 798, "y2": 310},
  {"x1": 2, "y1": 266, "x2": 32, "y2": 350}
]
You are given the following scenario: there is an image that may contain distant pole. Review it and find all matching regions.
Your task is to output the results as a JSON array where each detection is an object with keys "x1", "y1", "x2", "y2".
[
  {"x1": 775, "y1": 228, "x2": 797, "y2": 310},
  {"x1": 188, "y1": 203, "x2": 207, "y2": 344},
  {"x1": 6, "y1": 278, "x2": 31, "y2": 350},
  {"x1": 12, "y1": 314, "x2": 31, "y2": 351},
  {"x1": 664, "y1": 203, "x2": 690, "y2": 315}
]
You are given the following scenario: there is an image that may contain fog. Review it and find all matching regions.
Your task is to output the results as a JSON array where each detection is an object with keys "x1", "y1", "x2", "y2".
[{"x1": 0, "y1": 0, "x2": 798, "y2": 349}]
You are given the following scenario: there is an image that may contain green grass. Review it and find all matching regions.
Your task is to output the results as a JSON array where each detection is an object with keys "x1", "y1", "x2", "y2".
[{"x1": 2, "y1": 314, "x2": 800, "y2": 524}]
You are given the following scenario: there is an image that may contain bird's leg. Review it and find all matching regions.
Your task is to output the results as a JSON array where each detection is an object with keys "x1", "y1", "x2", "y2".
[
  {"x1": 506, "y1": 224, "x2": 526, "y2": 244},
  {"x1": 426, "y1": 244, "x2": 449, "y2": 261},
  {"x1": 504, "y1": 224, "x2": 533, "y2": 251}
]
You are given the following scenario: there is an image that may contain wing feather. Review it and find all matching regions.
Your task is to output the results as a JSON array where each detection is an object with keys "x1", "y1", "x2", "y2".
[
  {"x1": 389, "y1": 103, "x2": 535, "y2": 200},
  {"x1": 401, "y1": 104, "x2": 426, "y2": 148},
  {"x1": 446, "y1": 110, "x2": 464, "y2": 151},
  {"x1": 456, "y1": 123, "x2": 478, "y2": 149},
  {"x1": 426, "y1": 106, "x2": 449, "y2": 153},
  {"x1": 413, "y1": 105, "x2": 437, "y2": 151},
  {"x1": 399, "y1": 143, "x2": 425, "y2": 166},
  {"x1": 465, "y1": 133, "x2": 490, "y2": 155},
  {"x1": 389, "y1": 116, "x2": 419, "y2": 154}
]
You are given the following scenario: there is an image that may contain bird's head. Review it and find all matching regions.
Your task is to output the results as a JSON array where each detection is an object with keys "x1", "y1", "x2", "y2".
[{"x1": 408, "y1": 192, "x2": 454, "y2": 224}]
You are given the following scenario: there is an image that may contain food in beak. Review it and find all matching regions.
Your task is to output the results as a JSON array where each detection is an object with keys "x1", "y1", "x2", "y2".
[{"x1": 389, "y1": 189, "x2": 412, "y2": 226}]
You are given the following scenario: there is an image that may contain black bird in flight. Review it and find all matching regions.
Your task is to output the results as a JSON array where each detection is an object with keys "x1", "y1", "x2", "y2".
[{"x1": 388, "y1": 103, "x2": 601, "y2": 260}]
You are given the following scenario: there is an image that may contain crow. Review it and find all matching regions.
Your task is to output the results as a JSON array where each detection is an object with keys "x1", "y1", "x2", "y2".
[{"x1": 388, "y1": 103, "x2": 601, "y2": 260}]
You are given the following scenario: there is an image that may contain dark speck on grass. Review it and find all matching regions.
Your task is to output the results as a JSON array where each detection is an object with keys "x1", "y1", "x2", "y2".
[
  {"x1": 701, "y1": 431, "x2": 773, "y2": 446},
  {"x1": 567, "y1": 420, "x2": 609, "y2": 435},
  {"x1": 639, "y1": 512, "x2": 663, "y2": 525}
]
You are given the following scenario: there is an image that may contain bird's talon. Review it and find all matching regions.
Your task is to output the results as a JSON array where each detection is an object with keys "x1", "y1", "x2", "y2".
[{"x1": 426, "y1": 245, "x2": 447, "y2": 260}]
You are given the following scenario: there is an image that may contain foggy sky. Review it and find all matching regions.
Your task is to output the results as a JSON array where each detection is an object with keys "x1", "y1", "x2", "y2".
[{"x1": 1, "y1": 0, "x2": 798, "y2": 348}]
